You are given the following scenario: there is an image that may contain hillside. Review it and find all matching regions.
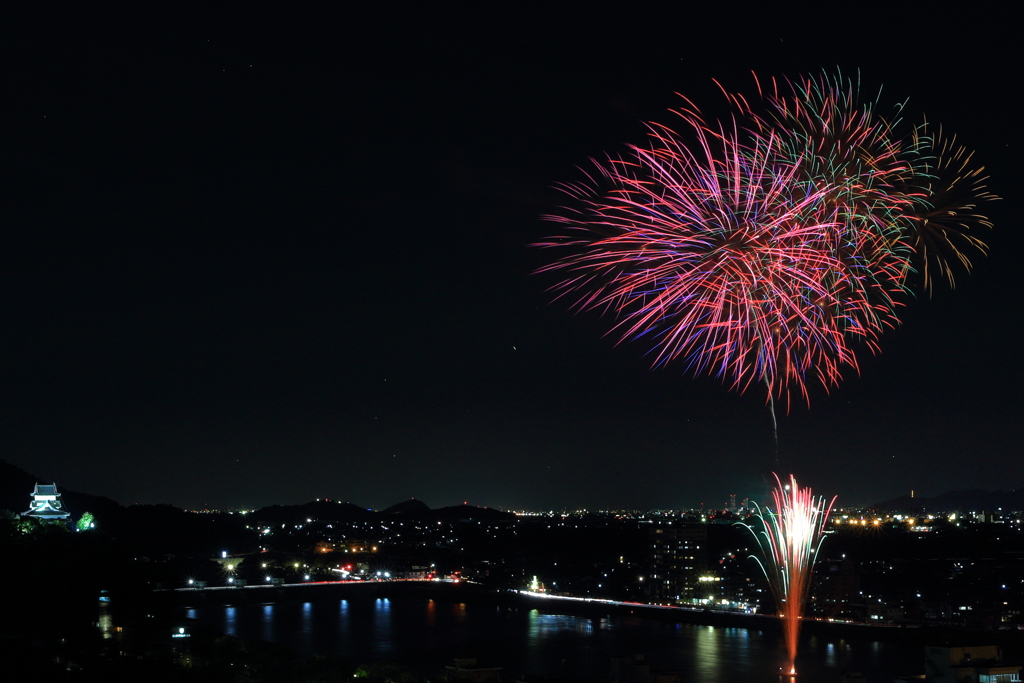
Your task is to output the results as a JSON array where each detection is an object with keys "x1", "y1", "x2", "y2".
[{"x1": 874, "y1": 489, "x2": 1024, "y2": 512}]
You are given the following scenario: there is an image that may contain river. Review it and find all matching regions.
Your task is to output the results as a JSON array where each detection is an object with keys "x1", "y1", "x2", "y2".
[{"x1": 182, "y1": 593, "x2": 924, "y2": 682}]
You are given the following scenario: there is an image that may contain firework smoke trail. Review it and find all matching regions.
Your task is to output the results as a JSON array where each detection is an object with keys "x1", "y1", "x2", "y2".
[
  {"x1": 744, "y1": 474, "x2": 836, "y2": 676},
  {"x1": 764, "y1": 376, "x2": 778, "y2": 461},
  {"x1": 538, "y1": 71, "x2": 997, "y2": 410}
]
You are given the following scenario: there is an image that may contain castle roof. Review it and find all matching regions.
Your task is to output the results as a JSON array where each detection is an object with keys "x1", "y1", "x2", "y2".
[{"x1": 23, "y1": 482, "x2": 70, "y2": 519}]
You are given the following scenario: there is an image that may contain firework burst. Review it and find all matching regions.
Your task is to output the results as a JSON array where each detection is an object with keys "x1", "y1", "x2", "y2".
[
  {"x1": 744, "y1": 474, "x2": 836, "y2": 676},
  {"x1": 538, "y1": 71, "x2": 996, "y2": 407},
  {"x1": 538, "y1": 112, "x2": 905, "y2": 408},
  {"x1": 903, "y1": 122, "x2": 998, "y2": 292}
]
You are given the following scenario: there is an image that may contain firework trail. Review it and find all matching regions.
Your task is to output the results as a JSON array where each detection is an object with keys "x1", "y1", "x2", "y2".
[
  {"x1": 764, "y1": 376, "x2": 778, "y2": 461},
  {"x1": 744, "y1": 474, "x2": 836, "y2": 676},
  {"x1": 538, "y1": 71, "x2": 997, "y2": 409}
]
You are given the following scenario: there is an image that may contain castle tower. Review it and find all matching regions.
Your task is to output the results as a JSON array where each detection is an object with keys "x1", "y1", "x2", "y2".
[{"x1": 22, "y1": 483, "x2": 71, "y2": 521}]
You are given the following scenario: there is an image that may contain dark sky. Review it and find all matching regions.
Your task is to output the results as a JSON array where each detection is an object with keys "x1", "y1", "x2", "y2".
[{"x1": 3, "y1": 5, "x2": 1020, "y2": 511}]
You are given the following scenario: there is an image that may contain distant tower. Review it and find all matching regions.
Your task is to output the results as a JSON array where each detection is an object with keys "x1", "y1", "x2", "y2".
[
  {"x1": 729, "y1": 494, "x2": 737, "y2": 512},
  {"x1": 22, "y1": 483, "x2": 71, "y2": 521}
]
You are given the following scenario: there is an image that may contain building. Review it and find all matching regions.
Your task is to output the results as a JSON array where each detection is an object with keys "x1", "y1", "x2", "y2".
[
  {"x1": 22, "y1": 483, "x2": 71, "y2": 522},
  {"x1": 811, "y1": 557, "x2": 862, "y2": 619},
  {"x1": 647, "y1": 525, "x2": 707, "y2": 604},
  {"x1": 924, "y1": 645, "x2": 1021, "y2": 682}
]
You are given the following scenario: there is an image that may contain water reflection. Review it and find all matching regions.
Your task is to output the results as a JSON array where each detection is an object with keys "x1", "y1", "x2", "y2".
[
  {"x1": 225, "y1": 606, "x2": 236, "y2": 637},
  {"x1": 262, "y1": 604, "x2": 274, "y2": 641},
  {"x1": 195, "y1": 597, "x2": 920, "y2": 679},
  {"x1": 691, "y1": 626, "x2": 721, "y2": 681},
  {"x1": 301, "y1": 602, "x2": 312, "y2": 636},
  {"x1": 527, "y1": 609, "x2": 595, "y2": 642},
  {"x1": 337, "y1": 600, "x2": 351, "y2": 651},
  {"x1": 375, "y1": 598, "x2": 393, "y2": 656}
]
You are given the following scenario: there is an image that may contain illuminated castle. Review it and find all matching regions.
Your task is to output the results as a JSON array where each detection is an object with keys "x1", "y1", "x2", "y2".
[{"x1": 23, "y1": 483, "x2": 71, "y2": 521}]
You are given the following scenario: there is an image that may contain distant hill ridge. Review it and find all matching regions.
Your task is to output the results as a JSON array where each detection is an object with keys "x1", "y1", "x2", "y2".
[
  {"x1": 0, "y1": 459, "x2": 513, "y2": 521},
  {"x1": 874, "y1": 489, "x2": 1024, "y2": 512},
  {"x1": 381, "y1": 498, "x2": 430, "y2": 514},
  {"x1": 247, "y1": 500, "x2": 515, "y2": 523},
  {"x1": 5, "y1": 458, "x2": 1019, "y2": 518}
]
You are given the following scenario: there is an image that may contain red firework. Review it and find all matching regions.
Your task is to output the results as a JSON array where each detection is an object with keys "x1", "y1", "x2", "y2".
[{"x1": 539, "y1": 72, "x2": 995, "y2": 407}]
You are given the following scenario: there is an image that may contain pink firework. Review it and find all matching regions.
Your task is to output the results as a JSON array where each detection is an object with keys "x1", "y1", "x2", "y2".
[
  {"x1": 538, "y1": 72, "x2": 995, "y2": 408},
  {"x1": 538, "y1": 108, "x2": 908, "y2": 408}
]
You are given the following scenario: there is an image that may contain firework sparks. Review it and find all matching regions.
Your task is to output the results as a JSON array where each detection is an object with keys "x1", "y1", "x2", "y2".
[
  {"x1": 539, "y1": 112, "x2": 898, "y2": 408},
  {"x1": 903, "y1": 122, "x2": 998, "y2": 293},
  {"x1": 744, "y1": 474, "x2": 836, "y2": 676},
  {"x1": 538, "y1": 71, "x2": 996, "y2": 407}
]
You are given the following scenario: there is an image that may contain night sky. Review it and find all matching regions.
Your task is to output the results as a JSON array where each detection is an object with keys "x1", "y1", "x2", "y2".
[{"x1": 4, "y1": 5, "x2": 1019, "y2": 511}]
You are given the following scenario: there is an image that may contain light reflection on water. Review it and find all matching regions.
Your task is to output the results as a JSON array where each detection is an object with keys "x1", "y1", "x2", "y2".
[
  {"x1": 525, "y1": 609, "x2": 597, "y2": 675},
  {"x1": 261, "y1": 603, "x2": 274, "y2": 641},
  {"x1": 188, "y1": 597, "x2": 919, "y2": 682},
  {"x1": 301, "y1": 602, "x2": 312, "y2": 637},
  {"x1": 527, "y1": 609, "x2": 594, "y2": 643},
  {"x1": 375, "y1": 598, "x2": 394, "y2": 656},
  {"x1": 337, "y1": 600, "x2": 351, "y2": 652},
  {"x1": 224, "y1": 606, "x2": 236, "y2": 636},
  {"x1": 692, "y1": 625, "x2": 722, "y2": 681},
  {"x1": 426, "y1": 599, "x2": 436, "y2": 627}
]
